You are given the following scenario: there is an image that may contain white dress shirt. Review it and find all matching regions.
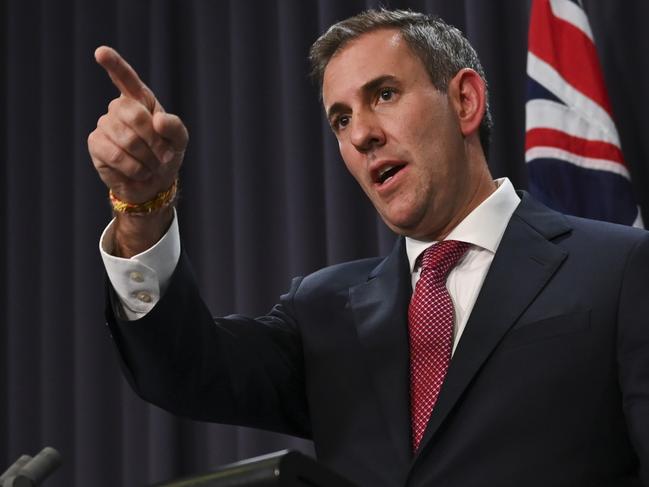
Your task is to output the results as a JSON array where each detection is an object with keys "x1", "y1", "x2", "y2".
[
  {"x1": 405, "y1": 178, "x2": 520, "y2": 354},
  {"x1": 101, "y1": 179, "x2": 520, "y2": 327}
]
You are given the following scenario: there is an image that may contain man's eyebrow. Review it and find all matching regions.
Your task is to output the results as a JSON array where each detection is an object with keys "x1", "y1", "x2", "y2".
[
  {"x1": 362, "y1": 74, "x2": 398, "y2": 95},
  {"x1": 326, "y1": 102, "x2": 347, "y2": 124},
  {"x1": 326, "y1": 75, "x2": 399, "y2": 122}
]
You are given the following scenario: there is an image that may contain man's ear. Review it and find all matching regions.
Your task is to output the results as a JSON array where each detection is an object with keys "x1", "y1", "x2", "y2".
[{"x1": 448, "y1": 68, "x2": 486, "y2": 138}]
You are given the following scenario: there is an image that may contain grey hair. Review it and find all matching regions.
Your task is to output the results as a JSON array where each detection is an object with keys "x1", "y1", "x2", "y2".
[{"x1": 309, "y1": 8, "x2": 493, "y2": 157}]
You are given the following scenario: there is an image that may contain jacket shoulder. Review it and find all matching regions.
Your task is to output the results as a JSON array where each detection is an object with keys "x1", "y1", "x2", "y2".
[{"x1": 295, "y1": 256, "x2": 384, "y2": 298}]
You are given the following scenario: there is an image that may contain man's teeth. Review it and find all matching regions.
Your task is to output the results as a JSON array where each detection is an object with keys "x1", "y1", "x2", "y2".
[
  {"x1": 379, "y1": 165, "x2": 395, "y2": 178},
  {"x1": 378, "y1": 165, "x2": 402, "y2": 184}
]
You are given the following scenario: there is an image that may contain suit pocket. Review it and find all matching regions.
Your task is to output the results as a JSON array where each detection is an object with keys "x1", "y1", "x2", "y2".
[{"x1": 501, "y1": 310, "x2": 591, "y2": 349}]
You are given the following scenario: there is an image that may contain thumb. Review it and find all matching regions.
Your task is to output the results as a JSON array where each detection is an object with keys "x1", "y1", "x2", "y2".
[{"x1": 152, "y1": 112, "x2": 189, "y2": 162}]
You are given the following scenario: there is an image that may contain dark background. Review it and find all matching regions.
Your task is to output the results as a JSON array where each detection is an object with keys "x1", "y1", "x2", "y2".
[{"x1": 1, "y1": 0, "x2": 648, "y2": 485}]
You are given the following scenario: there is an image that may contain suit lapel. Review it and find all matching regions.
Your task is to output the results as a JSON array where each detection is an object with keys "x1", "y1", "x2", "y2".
[
  {"x1": 414, "y1": 194, "x2": 572, "y2": 458},
  {"x1": 349, "y1": 237, "x2": 412, "y2": 467}
]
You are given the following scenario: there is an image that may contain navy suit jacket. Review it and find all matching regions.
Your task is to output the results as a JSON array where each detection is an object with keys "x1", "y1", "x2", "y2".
[{"x1": 107, "y1": 193, "x2": 649, "y2": 486}]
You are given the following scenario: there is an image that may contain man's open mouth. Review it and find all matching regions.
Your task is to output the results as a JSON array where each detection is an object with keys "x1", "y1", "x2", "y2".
[{"x1": 376, "y1": 164, "x2": 406, "y2": 185}]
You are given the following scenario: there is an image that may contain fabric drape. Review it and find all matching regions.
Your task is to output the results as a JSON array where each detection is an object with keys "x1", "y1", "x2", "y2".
[{"x1": 2, "y1": 1, "x2": 648, "y2": 485}]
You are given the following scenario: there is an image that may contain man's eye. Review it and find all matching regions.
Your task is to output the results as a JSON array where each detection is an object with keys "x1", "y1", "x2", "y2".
[
  {"x1": 379, "y1": 88, "x2": 395, "y2": 101},
  {"x1": 335, "y1": 115, "x2": 350, "y2": 129}
]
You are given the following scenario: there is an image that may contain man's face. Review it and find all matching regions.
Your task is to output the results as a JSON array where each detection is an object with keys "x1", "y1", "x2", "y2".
[{"x1": 322, "y1": 29, "x2": 473, "y2": 241}]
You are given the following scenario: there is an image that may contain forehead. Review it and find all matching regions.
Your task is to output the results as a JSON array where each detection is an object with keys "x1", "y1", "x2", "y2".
[{"x1": 322, "y1": 28, "x2": 427, "y2": 108}]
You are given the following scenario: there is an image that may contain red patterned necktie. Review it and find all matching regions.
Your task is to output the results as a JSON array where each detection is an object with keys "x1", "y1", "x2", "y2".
[{"x1": 409, "y1": 240, "x2": 470, "y2": 452}]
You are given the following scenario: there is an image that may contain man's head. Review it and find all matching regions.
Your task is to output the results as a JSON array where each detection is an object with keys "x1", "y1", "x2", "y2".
[
  {"x1": 309, "y1": 9, "x2": 493, "y2": 156},
  {"x1": 309, "y1": 10, "x2": 496, "y2": 241}
]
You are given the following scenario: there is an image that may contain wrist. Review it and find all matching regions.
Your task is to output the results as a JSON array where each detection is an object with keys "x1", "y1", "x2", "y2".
[
  {"x1": 108, "y1": 178, "x2": 179, "y2": 258},
  {"x1": 110, "y1": 178, "x2": 178, "y2": 215},
  {"x1": 113, "y1": 205, "x2": 175, "y2": 258}
]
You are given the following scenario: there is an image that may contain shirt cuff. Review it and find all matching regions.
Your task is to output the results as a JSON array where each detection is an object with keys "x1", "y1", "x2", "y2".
[{"x1": 99, "y1": 209, "x2": 181, "y2": 320}]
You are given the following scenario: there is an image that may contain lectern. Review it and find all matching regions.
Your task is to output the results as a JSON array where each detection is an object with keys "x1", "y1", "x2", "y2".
[{"x1": 151, "y1": 450, "x2": 358, "y2": 487}]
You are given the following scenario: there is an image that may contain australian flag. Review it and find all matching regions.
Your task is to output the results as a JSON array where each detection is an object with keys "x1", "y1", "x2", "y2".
[{"x1": 526, "y1": 0, "x2": 643, "y2": 228}]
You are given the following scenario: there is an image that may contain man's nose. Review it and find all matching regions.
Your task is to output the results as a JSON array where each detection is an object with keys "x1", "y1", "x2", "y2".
[{"x1": 350, "y1": 111, "x2": 385, "y2": 152}]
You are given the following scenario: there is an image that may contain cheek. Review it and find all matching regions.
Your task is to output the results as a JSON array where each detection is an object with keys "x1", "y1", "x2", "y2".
[
  {"x1": 391, "y1": 109, "x2": 437, "y2": 154},
  {"x1": 408, "y1": 116, "x2": 460, "y2": 174}
]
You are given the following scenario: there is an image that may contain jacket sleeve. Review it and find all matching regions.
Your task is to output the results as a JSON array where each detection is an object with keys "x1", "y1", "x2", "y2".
[{"x1": 105, "y1": 251, "x2": 311, "y2": 439}]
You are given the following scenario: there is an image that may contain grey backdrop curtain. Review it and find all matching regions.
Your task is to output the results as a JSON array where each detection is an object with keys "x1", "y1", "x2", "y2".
[{"x1": 2, "y1": 0, "x2": 648, "y2": 485}]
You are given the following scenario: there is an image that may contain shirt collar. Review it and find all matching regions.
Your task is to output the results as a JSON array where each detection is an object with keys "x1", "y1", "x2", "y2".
[{"x1": 405, "y1": 178, "x2": 521, "y2": 272}]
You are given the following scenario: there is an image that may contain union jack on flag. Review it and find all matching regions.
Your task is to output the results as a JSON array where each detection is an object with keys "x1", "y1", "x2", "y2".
[{"x1": 525, "y1": 0, "x2": 644, "y2": 228}]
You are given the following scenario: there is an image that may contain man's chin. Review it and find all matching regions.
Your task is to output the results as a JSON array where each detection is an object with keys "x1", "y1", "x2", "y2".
[
  {"x1": 380, "y1": 211, "x2": 448, "y2": 241},
  {"x1": 379, "y1": 213, "x2": 423, "y2": 237}
]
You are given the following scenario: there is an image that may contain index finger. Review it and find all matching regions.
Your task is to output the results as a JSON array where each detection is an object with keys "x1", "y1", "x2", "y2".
[{"x1": 95, "y1": 46, "x2": 156, "y2": 113}]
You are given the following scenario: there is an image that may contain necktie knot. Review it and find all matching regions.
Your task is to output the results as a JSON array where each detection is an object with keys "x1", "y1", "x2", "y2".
[{"x1": 419, "y1": 240, "x2": 470, "y2": 283}]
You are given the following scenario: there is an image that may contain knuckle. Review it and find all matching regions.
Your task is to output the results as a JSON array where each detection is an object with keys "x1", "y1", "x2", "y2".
[
  {"x1": 87, "y1": 130, "x2": 107, "y2": 158},
  {"x1": 130, "y1": 106, "x2": 150, "y2": 128},
  {"x1": 107, "y1": 147, "x2": 125, "y2": 166},
  {"x1": 107, "y1": 97, "x2": 122, "y2": 112},
  {"x1": 121, "y1": 131, "x2": 141, "y2": 152},
  {"x1": 96, "y1": 114, "x2": 109, "y2": 129},
  {"x1": 125, "y1": 163, "x2": 150, "y2": 181}
]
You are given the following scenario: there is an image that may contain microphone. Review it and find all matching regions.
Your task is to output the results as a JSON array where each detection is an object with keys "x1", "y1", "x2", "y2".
[
  {"x1": 1, "y1": 447, "x2": 62, "y2": 487},
  {"x1": 0, "y1": 456, "x2": 31, "y2": 484}
]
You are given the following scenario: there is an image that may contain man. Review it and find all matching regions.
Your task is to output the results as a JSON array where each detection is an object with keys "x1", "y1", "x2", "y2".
[{"x1": 89, "y1": 9, "x2": 649, "y2": 487}]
